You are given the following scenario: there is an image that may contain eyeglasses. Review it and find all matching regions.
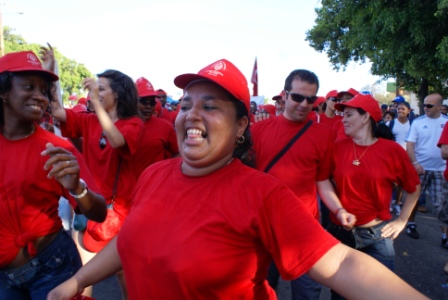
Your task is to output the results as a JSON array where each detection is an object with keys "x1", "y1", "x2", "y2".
[
  {"x1": 139, "y1": 99, "x2": 156, "y2": 106},
  {"x1": 424, "y1": 104, "x2": 434, "y2": 109},
  {"x1": 99, "y1": 132, "x2": 107, "y2": 150},
  {"x1": 286, "y1": 91, "x2": 318, "y2": 104},
  {"x1": 328, "y1": 97, "x2": 340, "y2": 102}
]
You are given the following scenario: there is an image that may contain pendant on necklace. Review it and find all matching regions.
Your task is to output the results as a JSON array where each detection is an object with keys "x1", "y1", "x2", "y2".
[{"x1": 352, "y1": 160, "x2": 361, "y2": 166}]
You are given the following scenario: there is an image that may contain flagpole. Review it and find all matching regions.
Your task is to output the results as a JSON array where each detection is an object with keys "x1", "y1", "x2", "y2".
[{"x1": 251, "y1": 57, "x2": 258, "y2": 96}]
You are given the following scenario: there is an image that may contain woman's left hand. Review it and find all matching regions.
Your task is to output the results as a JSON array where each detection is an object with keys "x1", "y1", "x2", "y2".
[
  {"x1": 42, "y1": 143, "x2": 80, "y2": 191},
  {"x1": 380, "y1": 219, "x2": 407, "y2": 239}
]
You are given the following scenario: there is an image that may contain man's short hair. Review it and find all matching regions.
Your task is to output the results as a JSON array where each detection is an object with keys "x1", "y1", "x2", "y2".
[{"x1": 284, "y1": 69, "x2": 319, "y2": 93}]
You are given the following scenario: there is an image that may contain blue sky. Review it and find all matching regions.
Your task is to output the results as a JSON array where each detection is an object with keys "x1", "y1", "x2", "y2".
[{"x1": 5, "y1": 0, "x2": 380, "y2": 99}]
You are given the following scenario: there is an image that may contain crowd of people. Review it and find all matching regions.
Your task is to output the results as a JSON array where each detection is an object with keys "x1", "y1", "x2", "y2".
[{"x1": 2, "y1": 45, "x2": 445, "y2": 300}]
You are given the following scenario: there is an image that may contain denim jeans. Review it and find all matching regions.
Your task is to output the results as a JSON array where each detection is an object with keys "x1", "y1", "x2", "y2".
[
  {"x1": 267, "y1": 262, "x2": 322, "y2": 300},
  {"x1": 330, "y1": 222, "x2": 395, "y2": 300},
  {"x1": 0, "y1": 229, "x2": 82, "y2": 300},
  {"x1": 290, "y1": 273, "x2": 322, "y2": 300}
]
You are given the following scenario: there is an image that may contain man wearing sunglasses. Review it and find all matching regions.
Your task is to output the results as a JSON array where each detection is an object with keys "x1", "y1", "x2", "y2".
[
  {"x1": 405, "y1": 93, "x2": 448, "y2": 246},
  {"x1": 251, "y1": 69, "x2": 355, "y2": 300},
  {"x1": 131, "y1": 77, "x2": 179, "y2": 178}
]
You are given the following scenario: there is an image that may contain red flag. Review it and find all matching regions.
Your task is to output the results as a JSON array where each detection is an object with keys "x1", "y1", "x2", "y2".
[{"x1": 251, "y1": 57, "x2": 258, "y2": 96}]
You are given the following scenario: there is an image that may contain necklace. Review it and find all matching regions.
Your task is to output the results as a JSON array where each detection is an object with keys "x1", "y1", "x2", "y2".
[{"x1": 352, "y1": 139, "x2": 375, "y2": 166}]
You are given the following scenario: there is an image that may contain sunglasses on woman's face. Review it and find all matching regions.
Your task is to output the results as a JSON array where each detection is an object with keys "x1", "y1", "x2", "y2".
[
  {"x1": 99, "y1": 132, "x2": 107, "y2": 150},
  {"x1": 286, "y1": 91, "x2": 318, "y2": 104},
  {"x1": 424, "y1": 104, "x2": 434, "y2": 109}
]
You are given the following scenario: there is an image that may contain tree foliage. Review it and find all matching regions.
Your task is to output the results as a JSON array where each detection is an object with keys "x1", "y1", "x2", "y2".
[
  {"x1": 4, "y1": 26, "x2": 93, "y2": 104},
  {"x1": 306, "y1": 0, "x2": 448, "y2": 102}
]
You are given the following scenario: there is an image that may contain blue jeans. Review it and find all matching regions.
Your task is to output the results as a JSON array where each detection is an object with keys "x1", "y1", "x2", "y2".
[
  {"x1": 330, "y1": 222, "x2": 395, "y2": 300},
  {"x1": 267, "y1": 262, "x2": 322, "y2": 300},
  {"x1": 290, "y1": 273, "x2": 322, "y2": 300},
  {"x1": 0, "y1": 229, "x2": 82, "y2": 300}
]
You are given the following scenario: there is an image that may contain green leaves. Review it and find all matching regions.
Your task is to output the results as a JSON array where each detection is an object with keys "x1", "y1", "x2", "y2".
[{"x1": 306, "y1": 0, "x2": 448, "y2": 99}]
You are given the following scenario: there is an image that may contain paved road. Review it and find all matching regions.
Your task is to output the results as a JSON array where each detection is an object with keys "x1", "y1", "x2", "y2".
[{"x1": 92, "y1": 211, "x2": 448, "y2": 299}]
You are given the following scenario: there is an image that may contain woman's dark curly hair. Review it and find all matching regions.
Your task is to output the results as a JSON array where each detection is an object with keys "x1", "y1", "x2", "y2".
[
  {"x1": 97, "y1": 70, "x2": 139, "y2": 119},
  {"x1": 0, "y1": 71, "x2": 56, "y2": 126}
]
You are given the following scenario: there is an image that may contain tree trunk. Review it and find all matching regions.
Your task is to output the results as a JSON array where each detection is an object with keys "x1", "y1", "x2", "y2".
[{"x1": 417, "y1": 78, "x2": 429, "y2": 115}]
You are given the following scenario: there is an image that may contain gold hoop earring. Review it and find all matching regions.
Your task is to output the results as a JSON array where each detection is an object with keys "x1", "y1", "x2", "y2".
[{"x1": 236, "y1": 135, "x2": 245, "y2": 145}]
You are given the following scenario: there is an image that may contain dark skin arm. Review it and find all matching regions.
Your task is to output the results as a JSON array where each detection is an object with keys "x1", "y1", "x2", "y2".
[{"x1": 42, "y1": 143, "x2": 107, "y2": 222}]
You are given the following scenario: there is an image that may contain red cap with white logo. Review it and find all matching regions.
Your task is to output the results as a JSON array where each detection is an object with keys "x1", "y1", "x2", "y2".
[
  {"x1": 0, "y1": 51, "x2": 58, "y2": 81},
  {"x1": 174, "y1": 59, "x2": 250, "y2": 111},
  {"x1": 135, "y1": 77, "x2": 158, "y2": 97}
]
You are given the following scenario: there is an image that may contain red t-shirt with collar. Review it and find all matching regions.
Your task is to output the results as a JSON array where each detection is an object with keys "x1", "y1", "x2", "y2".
[
  {"x1": 131, "y1": 116, "x2": 179, "y2": 178},
  {"x1": 331, "y1": 138, "x2": 420, "y2": 226},
  {"x1": 251, "y1": 114, "x2": 335, "y2": 219},
  {"x1": 117, "y1": 158, "x2": 338, "y2": 299},
  {"x1": 0, "y1": 126, "x2": 99, "y2": 267},
  {"x1": 437, "y1": 124, "x2": 448, "y2": 181}
]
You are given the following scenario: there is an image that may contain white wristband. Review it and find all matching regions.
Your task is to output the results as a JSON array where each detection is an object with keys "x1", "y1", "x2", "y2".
[{"x1": 69, "y1": 179, "x2": 88, "y2": 199}]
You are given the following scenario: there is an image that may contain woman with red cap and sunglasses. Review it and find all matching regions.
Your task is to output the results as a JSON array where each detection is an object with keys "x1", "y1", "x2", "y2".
[
  {"x1": 48, "y1": 60, "x2": 425, "y2": 300},
  {"x1": 326, "y1": 94, "x2": 421, "y2": 299},
  {"x1": 0, "y1": 50, "x2": 106, "y2": 299}
]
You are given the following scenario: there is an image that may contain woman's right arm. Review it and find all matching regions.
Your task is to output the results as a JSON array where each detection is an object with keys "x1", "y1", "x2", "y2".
[{"x1": 47, "y1": 237, "x2": 122, "y2": 300}]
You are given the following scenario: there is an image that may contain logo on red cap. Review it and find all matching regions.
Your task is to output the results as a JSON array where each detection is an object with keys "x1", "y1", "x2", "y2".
[
  {"x1": 26, "y1": 53, "x2": 40, "y2": 66},
  {"x1": 205, "y1": 61, "x2": 227, "y2": 77}
]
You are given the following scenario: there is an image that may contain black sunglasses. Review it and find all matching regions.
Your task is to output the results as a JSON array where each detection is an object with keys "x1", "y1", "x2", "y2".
[
  {"x1": 328, "y1": 97, "x2": 340, "y2": 102},
  {"x1": 286, "y1": 91, "x2": 318, "y2": 104},
  {"x1": 99, "y1": 132, "x2": 107, "y2": 150},
  {"x1": 139, "y1": 99, "x2": 156, "y2": 106},
  {"x1": 424, "y1": 104, "x2": 434, "y2": 108}
]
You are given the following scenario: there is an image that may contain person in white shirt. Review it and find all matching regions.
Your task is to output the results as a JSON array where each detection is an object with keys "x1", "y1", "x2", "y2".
[{"x1": 405, "y1": 93, "x2": 448, "y2": 247}]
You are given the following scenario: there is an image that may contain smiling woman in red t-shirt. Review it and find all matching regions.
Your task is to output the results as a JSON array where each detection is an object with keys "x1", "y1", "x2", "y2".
[
  {"x1": 0, "y1": 50, "x2": 106, "y2": 299},
  {"x1": 48, "y1": 60, "x2": 425, "y2": 300}
]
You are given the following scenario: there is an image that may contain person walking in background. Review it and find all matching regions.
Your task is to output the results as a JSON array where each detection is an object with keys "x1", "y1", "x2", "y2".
[
  {"x1": 155, "y1": 88, "x2": 173, "y2": 124},
  {"x1": 405, "y1": 93, "x2": 448, "y2": 246},
  {"x1": 272, "y1": 91, "x2": 286, "y2": 116},
  {"x1": 47, "y1": 58, "x2": 426, "y2": 300},
  {"x1": 0, "y1": 50, "x2": 106, "y2": 299},
  {"x1": 131, "y1": 77, "x2": 178, "y2": 177},
  {"x1": 319, "y1": 89, "x2": 342, "y2": 130}
]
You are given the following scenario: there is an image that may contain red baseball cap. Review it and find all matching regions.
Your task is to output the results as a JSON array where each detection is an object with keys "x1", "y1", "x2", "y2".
[
  {"x1": 337, "y1": 88, "x2": 359, "y2": 98},
  {"x1": 313, "y1": 96, "x2": 326, "y2": 108},
  {"x1": 334, "y1": 94, "x2": 382, "y2": 122},
  {"x1": 0, "y1": 51, "x2": 59, "y2": 81},
  {"x1": 156, "y1": 89, "x2": 167, "y2": 96},
  {"x1": 326, "y1": 90, "x2": 338, "y2": 99},
  {"x1": 136, "y1": 77, "x2": 157, "y2": 97},
  {"x1": 174, "y1": 59, "x2": 250, "y2": 111},
  {"x1": 272, "y1": 90, "x2": 286, "y2": 101},
  {"x1": 77, "y1": 97, "x2": 87, "y2": 105}
]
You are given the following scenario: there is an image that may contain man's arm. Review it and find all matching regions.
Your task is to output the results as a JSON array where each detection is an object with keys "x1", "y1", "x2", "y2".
[{"x1": 406, "y1": 141, "x2": 424, "y2": 174}]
